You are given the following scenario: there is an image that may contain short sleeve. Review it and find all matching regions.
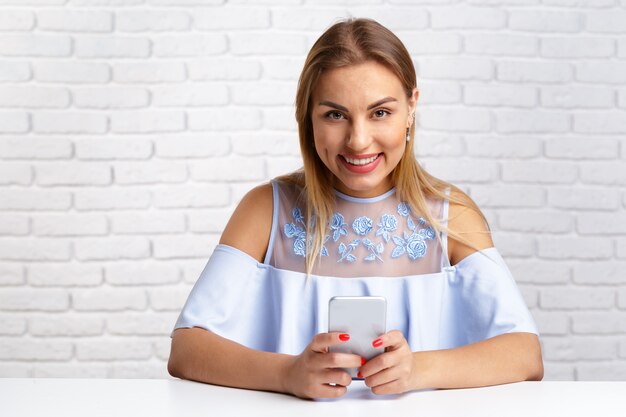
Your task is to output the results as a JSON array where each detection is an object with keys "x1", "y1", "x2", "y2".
[{"x1": 451, "y1": 247, "x2": 539, "y2": 344}]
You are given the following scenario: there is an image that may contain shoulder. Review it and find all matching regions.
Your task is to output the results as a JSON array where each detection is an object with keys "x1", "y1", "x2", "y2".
[
  {"x1": 446, "y1": 187, "x2": 494, "y2": 266},
  {"x1": 218, "y1": 181, "x2": 275, "y2": 263}
]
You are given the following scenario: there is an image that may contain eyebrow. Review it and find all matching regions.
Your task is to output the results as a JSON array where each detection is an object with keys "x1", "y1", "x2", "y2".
[{"x1": 318, "y1": 96, "x2": 398, "y2": 112}]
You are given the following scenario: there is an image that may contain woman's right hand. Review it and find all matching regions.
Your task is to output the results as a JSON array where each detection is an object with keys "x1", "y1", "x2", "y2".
[{"x1": 282, "y1": 332, "x2": 364, "y2": 399}]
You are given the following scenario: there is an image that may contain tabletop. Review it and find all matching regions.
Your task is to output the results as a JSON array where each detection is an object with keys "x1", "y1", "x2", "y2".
[{"x1": 2, "y1": 378, "x2": 625, "y2": 417}]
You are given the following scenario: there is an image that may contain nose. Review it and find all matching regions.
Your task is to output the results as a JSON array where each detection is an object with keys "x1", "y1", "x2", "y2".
[{"x1": 346, "y1": 119, "x2": 371, "y2": 152}]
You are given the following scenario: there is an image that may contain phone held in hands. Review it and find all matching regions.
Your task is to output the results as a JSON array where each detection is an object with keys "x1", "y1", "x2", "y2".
[{"x1": 328, "y1": 296, "x2": 387, "y2": 379}]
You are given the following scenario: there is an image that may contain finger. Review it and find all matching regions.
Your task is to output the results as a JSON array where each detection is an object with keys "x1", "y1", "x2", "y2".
[
  {"x1": 315, "y1": 384, "x2": 348, "y2": 399},
  {"x1": 360, "y1": 349, "x2": 401, "y2": 378},
  {"x1": 370, "y1": 378, "x2": 409, "y2": 396},
  {"x1": 364, "y1": 365, "x2": 400, "y2": 389},
  {"x1": 319, "y1": 352, "x2": 363, "y2": 369},
  {"x1": 321, "y1": 369, "x2": 352, "y2": 387},
  {"x1": 371, "y1": 329, "x2": 405, "y2": 351},
  {"x1": 310, "y1": 332, "x2": 350, "y2": 353}
]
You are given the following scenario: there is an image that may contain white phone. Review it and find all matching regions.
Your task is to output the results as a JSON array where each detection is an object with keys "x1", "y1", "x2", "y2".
[{"x1": 328, "y1": 296, "x2": 387, "y2": 379}]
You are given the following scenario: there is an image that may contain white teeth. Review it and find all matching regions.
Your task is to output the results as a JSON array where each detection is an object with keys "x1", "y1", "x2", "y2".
[{"x1": 343, "y1": 154, "x2": 380, "y2": 166}]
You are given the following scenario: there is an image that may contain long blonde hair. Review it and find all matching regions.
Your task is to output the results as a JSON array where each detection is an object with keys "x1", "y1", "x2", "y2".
[{"x1": 275, "y1": 17, "x2": 489, "y2": 279}]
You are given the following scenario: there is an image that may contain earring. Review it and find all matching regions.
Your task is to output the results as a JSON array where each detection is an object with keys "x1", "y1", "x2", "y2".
[{"x1": 406, "y1": 127, "x2": 410, "y2": 142}]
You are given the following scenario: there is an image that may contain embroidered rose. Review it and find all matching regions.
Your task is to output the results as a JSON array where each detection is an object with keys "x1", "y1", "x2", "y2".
[
  {"x1": 376, "y1": 213, "x2": 398, "y2": 243},
  {"x1": 352, "y1": 216, "x2": 373, "y2": 236},
  {"x1": 406, "y1": 234, "x2": 427, "y2": 260},
  {"x1": 397, "y1": 202, "x2": 411, "y2": 217},
  {"x1": 330, "y1": 212, "x2": 348, "y2": 242}
]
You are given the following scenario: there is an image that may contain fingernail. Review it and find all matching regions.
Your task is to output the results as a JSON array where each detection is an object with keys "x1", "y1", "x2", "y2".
[
  {"x1": 361, "y1": 357, "x2": 366, "y2": 365},
  {"x1": 339, "y1": 333, "x2": 350, "y2": 341},
  {"x1": 372, "y1": 338, "x2": 383, "y2": 348},
  {"x1": 357, "y1": 372, "x2": 363, "y2": 379}
]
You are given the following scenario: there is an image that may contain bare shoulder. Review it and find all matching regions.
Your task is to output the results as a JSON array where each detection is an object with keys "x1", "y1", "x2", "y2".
[
  {"x1": 219, "y1": 182, "x2": 274, "y2": 263},
  {"x1": 446, "y1": 187, "x2": 494, "y2": 266}
]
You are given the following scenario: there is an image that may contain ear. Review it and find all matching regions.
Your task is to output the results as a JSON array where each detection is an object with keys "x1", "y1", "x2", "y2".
[{"x1": 407, "y1": 87, "x2": 419, "y2": 128}]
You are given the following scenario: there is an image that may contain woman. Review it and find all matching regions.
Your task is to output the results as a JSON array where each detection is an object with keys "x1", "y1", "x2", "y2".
[{"x1": 168, "y1": 17, "x2": 543, "y2": 399}]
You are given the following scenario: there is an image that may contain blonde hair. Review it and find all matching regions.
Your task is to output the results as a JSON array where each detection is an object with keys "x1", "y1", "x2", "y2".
[{"x1": 275, "y1": 17, "x2": 489, "y2": 279}]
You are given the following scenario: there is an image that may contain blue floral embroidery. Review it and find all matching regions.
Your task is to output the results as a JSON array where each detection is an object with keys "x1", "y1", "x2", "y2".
[
  {"x1": 391, "y1": 203, "x2": 436, "y2": 260},
  {"x1": 352, "y1": 216, "x2": 373, "y2": 236},
  {"x1": 397, "y1": 202, "x2": 410, "y2": 217},
  {"x1": 362, "y1": 238, "x2": 384, "y2": 262},
  {"x1": 338, "y1": 239, "x2": 360, "y2": 263},
  {"x1": 330, "y1": 213, "x2": 348, "y2": 242},
  {"x1": 283, "y1": 207, "x2": 329, "y2": 257},
  {"x1": 376, "y1": 213, "x2": 398, "y2": 243}
]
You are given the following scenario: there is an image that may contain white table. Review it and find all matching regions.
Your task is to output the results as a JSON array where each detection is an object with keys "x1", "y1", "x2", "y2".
[{"x1": 2, "y1": 378, "x2": 625, "y2": 417}]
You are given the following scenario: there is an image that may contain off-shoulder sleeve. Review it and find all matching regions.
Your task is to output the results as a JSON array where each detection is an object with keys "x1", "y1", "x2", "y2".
[{"x1": 450, "y1": 247, "x2": 539, "y2": 344}]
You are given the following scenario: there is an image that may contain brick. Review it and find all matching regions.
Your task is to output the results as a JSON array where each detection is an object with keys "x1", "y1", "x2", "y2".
[
  {"x1": 542, "y1": 0, "x2": 615, "y2": 6},
  {"x1": 110, "y1": 211, "x2": 185, "y2": 234},
  {"x1": 586, "y1": 11, "x2": 626, "y2": 33},
  {"x1": 37, "y1": 10, "x2": 113, "y2": 32},
  {"x1": 32, "y1": 364, "x2": 108, "y2": 378},
  {"x1": 33, "y1": 112, "x2": 107, "y2": 134},
  {"x1": 502, "y1": 161, "x2": 577, "y2": 184},
  {"x1": 113, "y1": 161, "x2": 187, "y2": 184},
  {"x1": 0, "y1": 0, "x2": 66, "y2": 3},
  {"x1": 491, "y1": 232, "x2": 535, "y2": 257},
  {"x1": 231, "y1": 81, "x2": 297, "y2": 106},
  {"x1": 34, "y1": 61, "x2": 110, "y2": 83},
  {"x1": 542, "y1": 37, "x2": 614, "y2": 58},
  {"x1": 74, "y1": 188, "x2": 151, "y2": 211},
  {"x1": 75, "y1": 338, "x2": 152, "y2": 361},
  {"x1": 508, "y1": 259, "x2": 571, "y2": 285},
  {"x1": 431, "y1": 6, "x2": 505, "y2": 29},
  {"x1": 187, "y1": 58, "x2": 262, "y2": 81},
  {"x1": 107, "y1": 312, "x2": 178, "y2": 335},
  {"x1": 497, "y1": 60, "x2": 572, "y2": 84},
  {"x1": 421, "y1": 158, "x2": 497, "y2": 182},
  {"x1": 74, "y1": 237, "x2": 150, "y2": 261},
  {"x1": 72, "y1": 0, "x2": 144, "y2": 3},
  {"x1": 72, "y1": 288, "x2": 148, "y2": 311},
  {"x1": 573, "y1": 262, "x2": 626, "y2": 285},
  {"x1": 465, "y1": 33, "x2": 537, "y2": 56},
  {"x1": 414, "y1": 133, "x2": 464, "y2": 157},
  {"x1": 417, "y1": 81, "x2": 462, "y2": 105},
  {"x1": 541, "y1": 336, "x2": 616, "y2": 360},
  {"x1": 105, "y1": 261, "x2": 180, "y2": 286},
  {"x1": 538, "y1": 236, "x2": 612, "y2": 260},
  {"x1": 577, "y1": 213, "x2": 626, "y2": 235},
  {"x1": 111, "y1": 362, "x2": 169, "y2": 379},
  {"x1": 230, "y1": 32, "x2": 306, "y2": 55},
  {"x1": 35, "y1": 162, "x2": 111, "y2": 186},
  {"x1": 153, "y1": 234, "x2": 219, "y2": 259},
  {"x1": 541, "y1": 85, "x2": 614, "y2": 109},
  {"x1": 417, "y1": 57, "x2": 493, "y2": 80},
  {"x1": 416, "y1": 108, "x2": 491, "y2": 132},
  {"x1": 154, "y1": 134, "x2": 229, "y2": 158},
  {"x1": 469, "y1": 185, "x2": 545, "y2": 208},
  {"x1": 542, "y1": 361, "x2": 574, "y2": 381},
  {"x1": 465, "y1": 136, "x2": 541, "y2": 159},
  {"x1": 264, "y1": 107, "x2": 297, "y2": 130},
  {"x1": 0, "y1": 137, "x2": 71, "y2": 159},
  {"x1": 152, "y1": 184, "x2": 230, "y2": 208},
  {"x1": 0, "y1": 111, "x2": 29, "y2": 133},
  {"x1": 0, "y1": 288, "x2": 69, "y2": 311},
  {"x1": 572, "y1": 312, "x2": 626, "y2": 334},
  {"x1": 0, "y1": 189, "x2": 71, "y2": 211},
  {"x1": 576, "y1": 62, "x2": 626, "y2": 84},
  {"x1": 531, "y1": 311, "x2": 569, "y2": 335},
  {"x1": 541, "y1": 287, "x2": 614, "y2": 309},
  {"x1": 0, "y1": 163, "x2": 32, "y2": 185},
  {"x1": 0, "y1": 239, "x2": 71, "y2": 261},
  {"x1": 29, "y1": 263, "x2": 102, "y2": 287},
  {"x1": 574, "y1": 112, "x2": 626, "y2": 134},
  {"x1": 0, "y1": 35, "x2": 71, "y2": 57},
  {"x1": 154, "y1": 338, "x2": 171, "y2": 360},
  {"x1": 620, "y1": 38, "x2": 626, "y2": 58},
  {"x1": 148, "y1": 286, "x2": 192, "y2": 311},
  {"x1": 518, "y1": 285, "x2": 539, "y2": 308},
  {"x1": 548, "y1": 187, "x2": 619, "y2": 211},
  {"x1": 113, "y1": 62, "x2": 186, "y2": 83},
  {"x1": 464, "y1": 83, "x2": 537, "y2": 107},
  {"x1": 153, "y1": 34, "x2": 226, "y2": 57},
  {"x1": 0, "y1": 263, "x2": 24, "y2": 285},
  {"x1": 619, "y1": 287, "x2": 626, "y2": 308},
  {"x1": 509, "y1": 10, "x2": 583, "y2": 32},
  {"x1": 75, "y1": 137, "x2": 153, "y2": 160},
  {"x1": 117, "y1": 10, "x2": 190, "y2": 32},
  {"x1": 196, "y1": 6, "x2": 270, "y2": 29},
  {"x1": 29, "y1": 315, "x2": 105, "y2": 336},
  {"x1": 190, "y1": 157, "x2": 265, "y2": 182},
  {"x1": 0, "y1": 338, "x2": 72, "y2": 360},
  {"x1": 0, "y1": 86, "x2": 69, "y2": 108},
  {"x1": 230, "y1": 133, "x2": 298, "y2": 157},
  {"x1": 73, "y1": 87, "x2": 149, "y2": 109},
  {"x1": 619, "y1": 88, "x2": 626, "y2": 108},
  {"x1": 618, "y1": 239, "x2": 626, "y2": 259},
  {"x1": 0, "y1": 61, "x2": 31, "y2": 81},
  {"x1": 179, "y1": 259, "x2": 207, "y2": 285},
  {"x1": 75, "y1": 36, "x2": 150, "y2": 58},
  {"x1": 0, "y1": 315, "x2": 26, "y2": 335},
  {"x1": 152, "y1": 83, "x2": 228, "y2": 107},
  {"x1": 0, "y1": 10, "x2": 34, "y2": 31},
  {"x1": 495, "y1": 110, "x2": 570, "y2": 133},
  {"x1": 263, "y1": 57, "x2": 307, "y2": 80},
  {"x1": 188, "y1": 208, "x2": 232, "y2": 233},
  {"x1": 32, "y1": 213, "x2": 107, "y2": 236},
  {"x1": 400, "y1": 32, "x2": 461, "y2": 55},
  {"x1": 580, "y1": 162, "x2": 626, "y2": 185},
  {"x1": 498, "y1": 210, "x2": 573, "y2": 233},
  {"x1": 545, "y1": 137, "x2": 619, "y2": 159},
  {"x1": 266, "y1": 157, "x2": 304, "y2": 179},
  {"x1": 0, "y1": 215, "x2": 29, "y2": 236},
  {"x1": 577, "y1": 363, "x2": 626, "y2": 381},
  {"x1": 110, "y1": 111, "x2": 185, "y2": 133}
]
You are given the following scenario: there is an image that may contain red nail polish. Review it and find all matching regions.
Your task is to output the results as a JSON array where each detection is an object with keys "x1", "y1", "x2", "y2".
[
  {"x1": 361, "y1": 357, "x2": 366, "y2": 365},
  {"x1": 339, "y1": 333, "x2": 350, "y2": 341},
  {"x1": 357, "y1": 371, "x2": 363, "y2": 379},
  {"x1": 372, "y1": 338, "x2": 383, "y2": 348}
]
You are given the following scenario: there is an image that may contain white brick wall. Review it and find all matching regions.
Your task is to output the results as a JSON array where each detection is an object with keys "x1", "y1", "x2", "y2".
[{"x1": 0, "y1": 1, "x2": 625, "y2": 382}]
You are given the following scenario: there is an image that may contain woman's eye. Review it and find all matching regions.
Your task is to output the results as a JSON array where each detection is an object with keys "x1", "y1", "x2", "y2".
[
  {"x1": 374, "y1": 109, "x2": 390, "y2": 118},
  {"x1": 326, "y1": 111, "x2": 344, "y2": 120}
]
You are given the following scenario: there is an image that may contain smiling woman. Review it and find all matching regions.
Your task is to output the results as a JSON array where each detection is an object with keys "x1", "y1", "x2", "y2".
[{"x1": 168, "y1": 17, "x2": 543, "y2": 400}]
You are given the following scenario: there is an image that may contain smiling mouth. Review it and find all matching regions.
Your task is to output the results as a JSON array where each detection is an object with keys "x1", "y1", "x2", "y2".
[{"x1": 341, "y1": 153, "x2": 383, "y2": 166}]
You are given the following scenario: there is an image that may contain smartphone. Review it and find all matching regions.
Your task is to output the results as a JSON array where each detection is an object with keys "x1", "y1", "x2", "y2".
[{"x1": 328, "y1": 296, "x2": 387, "y2": 379}]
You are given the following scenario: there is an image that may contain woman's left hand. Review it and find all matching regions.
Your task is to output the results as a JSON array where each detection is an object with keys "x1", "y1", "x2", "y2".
[{"x1": 358, "y1": 330, "x2": 417, "y2": 395}]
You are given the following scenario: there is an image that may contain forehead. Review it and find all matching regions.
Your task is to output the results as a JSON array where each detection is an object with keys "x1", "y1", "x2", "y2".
[{"x1": 313, "y1": 61, "x2": 405, "y2": 101}]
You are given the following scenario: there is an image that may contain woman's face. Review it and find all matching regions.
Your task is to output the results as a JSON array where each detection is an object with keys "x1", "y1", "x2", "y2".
[{"x1": 311, "y1": 61, "x2": 418, "y2": 198}]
